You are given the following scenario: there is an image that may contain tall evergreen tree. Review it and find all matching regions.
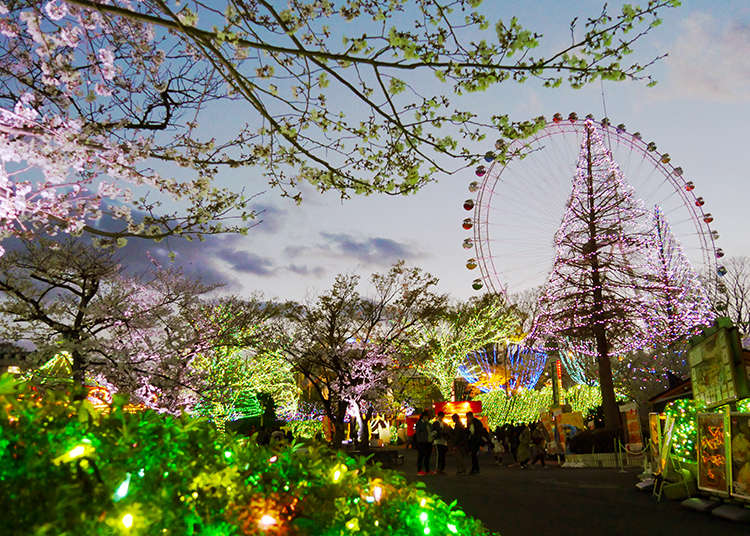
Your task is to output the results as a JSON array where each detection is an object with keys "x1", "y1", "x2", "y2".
[
  {"x1": 536, "y1": 120, "x2": 653, "y2": 431},
  {"x1": 642, "y1": 205, "x2": 714, "y2": 349}
]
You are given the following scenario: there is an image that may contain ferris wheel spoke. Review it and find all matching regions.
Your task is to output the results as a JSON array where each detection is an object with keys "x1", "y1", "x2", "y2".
[{"x1": 464, "y1": 117, "x2": 718, "y2": 300}]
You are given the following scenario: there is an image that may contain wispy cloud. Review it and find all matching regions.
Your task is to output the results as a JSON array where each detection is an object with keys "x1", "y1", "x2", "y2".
[
  {"x1": 283, "y1": 232, "x2": 424, "y2": 267},
  {"x1": 287, "y1": 264, "x2": 326, "y2": 277},
  {"x1": 658, "y1": 12, "x2": 750, "y2": 102}
]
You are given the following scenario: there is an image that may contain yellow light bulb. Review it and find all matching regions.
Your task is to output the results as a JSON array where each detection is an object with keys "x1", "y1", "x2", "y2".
[
  {"x1": 68, "y1": 445, "x2": 85, "y2": 458},
  {"x1": 122, "y1": 513, "x2": 133, "y2": 528},
  {"x1": 258, "y1": 514, "x2": 276, "y2": 530}
]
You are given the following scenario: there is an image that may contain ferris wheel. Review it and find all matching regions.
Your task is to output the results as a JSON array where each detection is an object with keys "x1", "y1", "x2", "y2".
[{"x1": 461, "y1": 113, "x2": 724, "y2": 298}]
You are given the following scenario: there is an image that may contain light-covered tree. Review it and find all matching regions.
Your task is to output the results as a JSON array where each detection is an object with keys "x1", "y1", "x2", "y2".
[
  {"x1": 416, "y1": 294, "x2": 524, "y2": 400},
  {"x1": 190, "y1": 298, "x2": 300, "y2": 428},
  {"x1": 642, "y1": 205, "x2": 713, "y2": 347},
  {"x1": 265, "y1": 262, "x2": 446, "y2": 446},
  {"x1": 535, "y1": 120, "x2": 654, "y2": 431},
  {"x1": 0, "y1": 238, "x2": 251, "y2": 412}
]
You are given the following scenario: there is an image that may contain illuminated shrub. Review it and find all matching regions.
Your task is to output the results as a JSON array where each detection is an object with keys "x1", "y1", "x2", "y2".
[{"x1": 0, "y1": 375, "x2": 496, "y2": 535}]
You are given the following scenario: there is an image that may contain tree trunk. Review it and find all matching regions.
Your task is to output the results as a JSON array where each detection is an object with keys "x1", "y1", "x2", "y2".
[
  {"x1": 353, "y1": 403, "x2": 371, "y2": 451},
  {"x1": 594, "y1": 326, "x2": 620, "y2": 431},
  {"x1": 71, "y1": 347, "x2": 87, "y2": 400},
  {"x1": 584, "y1": 129, "x2": 621, "y2": 433},
  {"x1": 331, "y1": 400, "x2": 348, "y2": 448}
]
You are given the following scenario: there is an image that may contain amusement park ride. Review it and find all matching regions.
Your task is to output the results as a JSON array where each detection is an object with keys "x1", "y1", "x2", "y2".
[{"x1": 457, "y1": 113, "x2": 725, "y2": 397}]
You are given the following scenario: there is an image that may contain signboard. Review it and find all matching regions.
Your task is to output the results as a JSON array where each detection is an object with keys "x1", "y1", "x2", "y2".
[
  {"x1": 730, "y1": 413, "x2": 750, "y2": 501},
  {"x1": 688, "y1": 326, "x2": 745, "y2": 408},
  {"x1": 659, "y1": 414, "x2": 675, "y2": 473},
  {"x1": 620, "y1": 403, "x2": 643, "y2": 449},
  {"x1": 432, "y1": 400, "x2": 482, "y2": 428},
  {"x1": 539, "y1": 411, "x2": 556, "y2": 450},
  {"x1": 697, "y1": 412, "x2": 730, "y2": 496},
  {"x1": 554, "y1": 412, "x2": 584, "y2": 453},
  {"x1": 649, "y1": 413, "x2": 661, "y2": 474},
  {"x1": 555, "y1": 360, "x2": 564, "y2": 404},
  {"x1": 433, "y1": 400, "x2": 482, "y2": 415}
]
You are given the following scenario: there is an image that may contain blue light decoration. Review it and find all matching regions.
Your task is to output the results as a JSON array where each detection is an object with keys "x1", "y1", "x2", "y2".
[
  {"x1": 459, "y1": 343, "x2": 548, "y2": 393},
  {"x1": 558, "y1": 339, "x2": 598, "y2": 386}
]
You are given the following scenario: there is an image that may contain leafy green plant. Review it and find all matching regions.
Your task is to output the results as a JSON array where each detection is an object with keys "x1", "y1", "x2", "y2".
[{"x1": 0, "y1": 375, "x2": 496, "y2": 535}]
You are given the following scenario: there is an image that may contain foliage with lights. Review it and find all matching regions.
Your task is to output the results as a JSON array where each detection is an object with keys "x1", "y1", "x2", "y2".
[
  {"x1": 663, "y1": 398, "x2": 704, "y2": 462},
  {"x1": 664, "y1": 398, "x2": 750, "y2": 463},
  {"x1": 476, "y1": 383, "x2": 606, "y2": 428},
  {"x1": 1, "y1": 374, "x2": 495, "y2": 535},
  {"x1": 417, "y1": 296, "x2": 523, "y2": 401},
  {"x1": 477, "y1": 386, "x2": 554, "y2": 428}
]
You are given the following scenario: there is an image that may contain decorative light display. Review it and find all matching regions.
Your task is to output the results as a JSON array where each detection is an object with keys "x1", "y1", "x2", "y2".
[
  {"x1": 535, "y1": 119, "x2": 655, "y2": 358},
  {"x1": 641, "y1": 205, "x2": 714, "y2": 348},
  {"x1": 664, "y1": 398, "x2": 705, "y2": 462},
  {"x1": 477, "y1": 385, "x2": 554, "y2": 427},
  {"x1": 458, "y1": 342, "x2": 547, "y2": 393},
  {"x1": 564, "y1": 384, "x2": 603, "y2": 415},
  {"x1": 558, "y1": 340, "x2": 598, "y2": 386},
  {"x1": 477, "y1": 383, "x2": 607, "y2": 428},
  {"x1": 0, "y1": 375, "x2": 492, "y2": 535},
  {"x1": 418, "y1": 299, "x2": 523, "y2": 400}
]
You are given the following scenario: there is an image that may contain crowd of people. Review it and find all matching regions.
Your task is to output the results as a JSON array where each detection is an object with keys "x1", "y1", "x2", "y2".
[{"x1": 413, "y1": 410, "x2": 551, "y2": 475}]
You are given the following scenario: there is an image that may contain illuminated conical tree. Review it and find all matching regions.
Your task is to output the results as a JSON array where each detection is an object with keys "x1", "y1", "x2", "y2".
[
  {"x1": 536, "y1": 120, "x2": 653, "y2": 431},
  {"x1": 640, "y1": 206, "x2": 714, "y2": 361}
]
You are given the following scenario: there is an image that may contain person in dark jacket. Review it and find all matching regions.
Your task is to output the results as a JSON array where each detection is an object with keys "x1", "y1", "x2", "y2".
[
  {"x1": 466, "y1": 412, "x2": 485, "y2": 475},
  {"x1": 432, "y1": 411, "x2": 449, "y2": 474},
  {"x1": 414, "y1": 410, "x2": 433, "y2": 475},
  {"x1": 517, "y1": 424, "x2": 532, "y2": 469},
  {"x1": 450, "y1": 413, "x2": 469, "y2": 474}
]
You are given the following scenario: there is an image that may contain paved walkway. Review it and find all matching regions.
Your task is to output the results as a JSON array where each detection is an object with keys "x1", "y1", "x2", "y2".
[{"x1": 397, "y1": 448, "x2": 750, "y2": 536}]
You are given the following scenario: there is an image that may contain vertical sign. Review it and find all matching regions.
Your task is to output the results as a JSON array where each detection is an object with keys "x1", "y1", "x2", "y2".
[
  {"x1": 555, "y1": 360, "x2": 564, "y2": 404},
  {"x1": 648, "y1": 412, "x2": 661, "y2": 474},
  {"x1": 697, "y1": 412, "x2": 730, "y2": 496},
  {"x1": 730, "y1": 412, "x2": 750, "y2": 501},
  {"x1": 659, "y1": 414, "x2": 676, "y2": 473}
]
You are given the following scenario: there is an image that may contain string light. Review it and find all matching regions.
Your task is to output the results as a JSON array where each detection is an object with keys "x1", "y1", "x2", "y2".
[
  {"x1": 459, "y1": 343, "x2": 547, "y2": 393},
  {"x1": 5, "y1": 371, "x2": 502, "y2": 535},
  {"x1": 535, "y1": 120, "x2": 683, "y2": 357},
  {"x1": 258, "y1": 514, "x2": 276, "y2": 530},
  {"x1": 68, "y1": 445, "x2": 85, "y2": 459},
  {"x1": 113, "y1": 473, "x2": 131, "y2": 501}
]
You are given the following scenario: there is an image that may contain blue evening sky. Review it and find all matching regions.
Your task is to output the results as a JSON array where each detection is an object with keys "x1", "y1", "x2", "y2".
[{"x1": 132, "y1": 0, "x2": 750, "y2": 302}]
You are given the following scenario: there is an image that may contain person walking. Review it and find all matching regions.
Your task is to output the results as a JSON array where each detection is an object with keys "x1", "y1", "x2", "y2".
[
  {"x1": 414, "y1": 410, "x2": 433, "y2": 476},
  {"x1": 517, "y1": 424, "x2": 532, "y2": 469},
  {"x1": 467, "y1": 412, "x2": 485, "y2": 475},
  {"x1": 450, "y1": 414, "x2": 469, "y2": 475},
  {"x1": 530, "y1": 422, "x2": 549, "y2": 468},
  {"x1": 432, "y1": 412, "x2": 449, "y2": 474}
]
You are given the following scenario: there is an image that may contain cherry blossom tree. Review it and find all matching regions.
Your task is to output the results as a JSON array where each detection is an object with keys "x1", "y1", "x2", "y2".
[
  {"x1": 0, "y1": 0, "x2": 679, "y2": 252},
  {"x1": 264, "y1": 262, "x2": 446, "y2": 446},
  {"x1": 0, "y1": 238, "x2": 254, "y2": 412},
  {"x1": 0, "y1": 1, "x2": 256, "y2": 253}
]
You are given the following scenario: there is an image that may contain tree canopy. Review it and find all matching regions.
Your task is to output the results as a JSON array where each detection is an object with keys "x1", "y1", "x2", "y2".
[{"x1": 0, "y1": 0, "x2": 680, "y2": 250}]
